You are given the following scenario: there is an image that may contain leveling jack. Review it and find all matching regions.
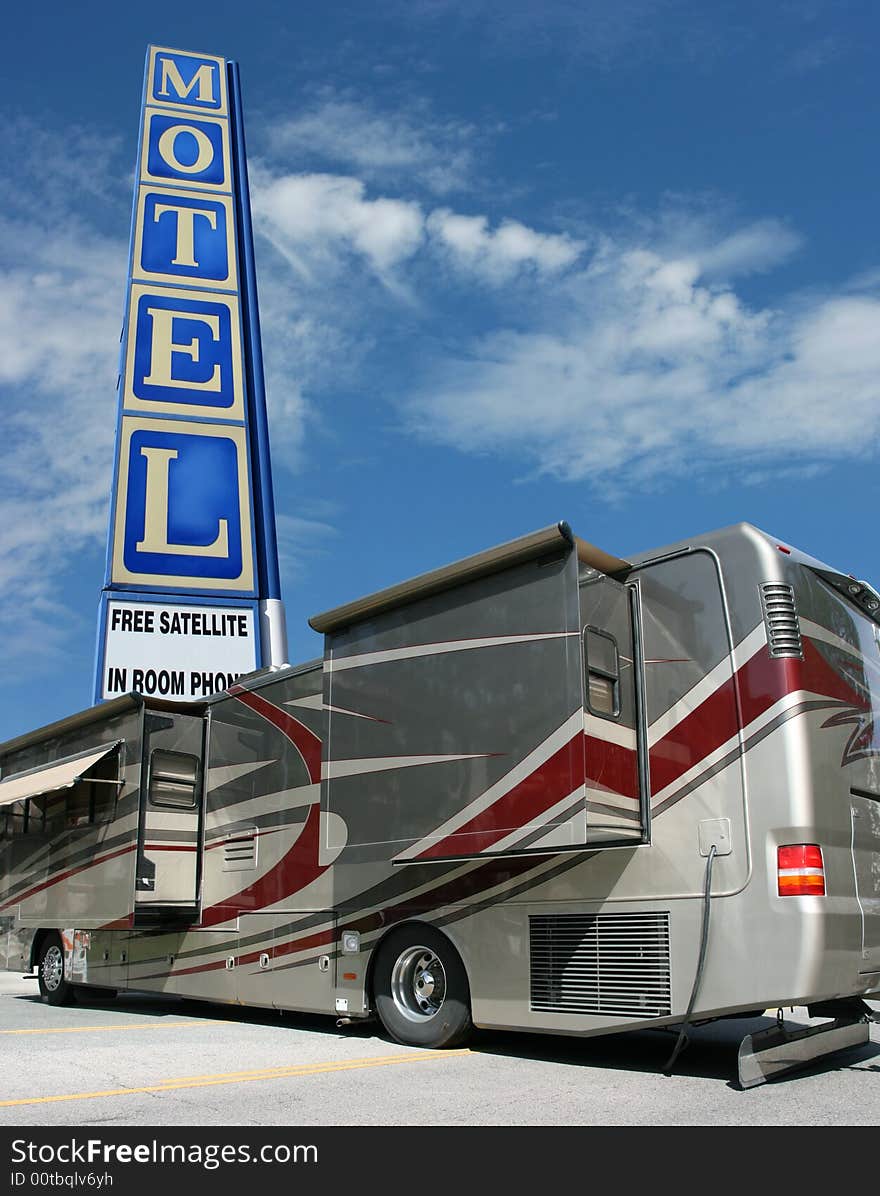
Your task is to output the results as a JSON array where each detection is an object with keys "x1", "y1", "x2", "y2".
[{"x1": 737, "y1": 998, "x2": 879, "y2": 1088}]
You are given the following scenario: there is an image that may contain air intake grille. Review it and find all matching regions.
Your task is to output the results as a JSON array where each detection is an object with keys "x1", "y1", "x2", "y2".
[
  {"x1": 530, "y1": 912, "x2": 671, "y2": 1017},
  {"x1": 223, "y1": 831, "x2": 257, "y2": 872},
  {"x1": 760, "y1": 583, "x2": 803, "y2": 659}
]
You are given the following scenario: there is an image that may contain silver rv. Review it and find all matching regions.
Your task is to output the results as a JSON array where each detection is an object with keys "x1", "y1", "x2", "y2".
[{"x1": 2, "y1": 521, "x2": 879, "y2": 1087}]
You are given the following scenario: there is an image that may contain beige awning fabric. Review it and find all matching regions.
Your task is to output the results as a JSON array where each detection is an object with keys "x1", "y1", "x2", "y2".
[{"x1": 0, "y1": 745, "x2": 119, "y2": 809}]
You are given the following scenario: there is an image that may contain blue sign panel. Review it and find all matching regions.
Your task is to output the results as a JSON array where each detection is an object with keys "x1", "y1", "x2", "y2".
[
  {"x1": 138, "y1": 190, "x2": 235, "y2": 286},
  {"x1": 129, "y1": 290, "x2": 240, "y2": 411},
  {"x1": 144, "y1": 112, "x2": 229, "y2": 189},
  {"x1": 148, "y1": 49, "x2": 225, "y2": 113},
  {"x1": 112, "y1": 417, "x2": 255, "y2": 593},
  {"x1": 123, "y1": 425, "x2": 247, "y2": 582}
]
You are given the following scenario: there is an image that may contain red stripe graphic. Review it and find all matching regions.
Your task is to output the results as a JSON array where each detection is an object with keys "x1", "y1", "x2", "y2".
[
  {"x1": 736, "y1": 637, "x2": 863, "y2": 727},
  {"x1": 143, "y1": 926, "x2": 339, "y2": 981},
  {"x1": 649, "y1": 675, "x2": 739, "y2": 795},
  {"x1": 199, "y1": 802, "x2": 327, "y2": 927},
  {"x1": 416, "y1": 734, "x2": 585, "y2": 859},
  {"x1": 198, "y1": 690, "x2": 327, "y2": 924},
  {"x1": 585, "y1": 735, "x2": 640, "y2": 801},
  {"x1": 414, "y1": 633, "x2": 870, "y2": 858},
  {"x1": 0, "y1": 844, "x2": 136, "y2": 912},
  {"x1": 230, "y1": 687, "x2": 322, "y2": 784},
  {"x1": 650, "y1": 637, "x2": 866, "y2": 795}
]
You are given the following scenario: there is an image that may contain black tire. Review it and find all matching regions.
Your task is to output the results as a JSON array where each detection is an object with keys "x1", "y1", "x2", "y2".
[
  {"x1": 36, "y1": 933, "x2": 75, "y2": 1007},
  {"x1": 373, "y1": 925, "x2": 473, "y2": 1049}
]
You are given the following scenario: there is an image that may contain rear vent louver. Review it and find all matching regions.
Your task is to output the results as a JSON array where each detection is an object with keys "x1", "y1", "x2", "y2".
[
  {"x1": 760, "y1": 583, "x2": 803, "y2": 659},
  {"x1": 223, "y1": 831, "x2": 257, "y2": 872},
  {"x1": 530, "y1": 912, "x2": 671, "y2": 1018}
]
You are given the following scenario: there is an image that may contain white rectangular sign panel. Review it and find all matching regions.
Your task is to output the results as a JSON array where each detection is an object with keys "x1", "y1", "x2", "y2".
[{"x1": 101, "y1": 600, "x2": 257, "y2": 700}]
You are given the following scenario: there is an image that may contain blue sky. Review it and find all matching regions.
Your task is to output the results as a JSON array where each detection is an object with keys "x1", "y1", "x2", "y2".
[{"x1": 1, "y1": 0, "x2": 879, "y2": 740}]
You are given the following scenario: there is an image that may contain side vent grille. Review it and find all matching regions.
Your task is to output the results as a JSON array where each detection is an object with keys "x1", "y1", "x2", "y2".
[
  {"x1": 760, "y1": 583, "x2": 803, "y2": 659},
  {"x1": 530, "y1": 912, "x2": 671, "y2": 1018},
  {"x1": 223, "y1": 831, "x2": 257, "y2": 872}
]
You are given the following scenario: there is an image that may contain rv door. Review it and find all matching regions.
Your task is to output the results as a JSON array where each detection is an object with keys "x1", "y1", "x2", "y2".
[
  {"x1": 578, "y1": 568, "x2": 648, "y2": 844},
  {"x1": 135, "y1": 710, "x2": 206, "y2": 918}
]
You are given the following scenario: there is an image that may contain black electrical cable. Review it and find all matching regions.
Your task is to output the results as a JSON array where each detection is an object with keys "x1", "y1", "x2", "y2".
[{"x1": 662, "y1": 843, "x2": 717, "y2": 1076}]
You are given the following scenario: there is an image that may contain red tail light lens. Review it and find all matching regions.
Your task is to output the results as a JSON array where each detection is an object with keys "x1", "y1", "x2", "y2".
[{"x1": 777, "y1": 844, "x2": 825, "y2": 896}]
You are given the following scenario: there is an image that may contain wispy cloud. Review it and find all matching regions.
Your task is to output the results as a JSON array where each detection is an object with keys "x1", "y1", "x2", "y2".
[
  {"x1": 252, "y1": 169, "x2": 584, "y2": 287},
  {"x1": 266, "y1": 93, "x2": 476, "y2": 195},
  {"x1": 692, "y1": 219, "x2": 802, "y2": 280},
  {"x1": 427, "y1": 209, "x2": 585, "y2": 282},
  {"x1": 405, "y1": 222, "x2": 880, "y2": 485},
  {"x1": 0, "y1": 122, "x2": 128, "y2": 677},
  {"x1": 0, "y1": 124, "x2": 125, "y2": 607},
  {"x1": 254, "y1": 171, "x2": 425, "y2": 276}
]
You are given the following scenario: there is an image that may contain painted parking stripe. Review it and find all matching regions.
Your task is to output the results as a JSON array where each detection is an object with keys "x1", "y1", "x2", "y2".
[
  {"x1": 0, "y1": 1021, "x2": 227, "y2": 1036},
  {"x1": 0, "y1": 1049, "x2": 472, "y2": 1107}
]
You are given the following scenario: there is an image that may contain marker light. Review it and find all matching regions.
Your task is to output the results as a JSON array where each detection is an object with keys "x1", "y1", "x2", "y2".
[{"x1": 777, "y1": 844, "x2": 825, "y2": 896}]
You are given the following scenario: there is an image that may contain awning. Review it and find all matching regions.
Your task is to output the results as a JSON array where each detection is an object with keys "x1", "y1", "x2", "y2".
[{"x1": 0, "y1": 744, "x2": 119, "y2": 809}]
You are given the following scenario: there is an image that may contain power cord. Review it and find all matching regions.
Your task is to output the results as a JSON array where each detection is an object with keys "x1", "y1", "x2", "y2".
[{"x1": 662, "y1": 843, "x2": 717, "y2": 1075}]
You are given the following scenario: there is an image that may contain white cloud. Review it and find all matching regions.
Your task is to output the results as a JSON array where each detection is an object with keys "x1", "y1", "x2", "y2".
[
  {"x1": 427, "y1": 209, "x2": 585, "y2": 281},
  {"x1": 405, "y1": 230, "x2": 880, "y2": 484},
  {"x1": 0, "y1": 125, "x2": 129, "y2": 679},
  {"x1": 0, "y1": 228, "x2": 123, "y2": 576},
  {"x1": 694, "y1": 219, "x2": 802, "y2": 280},
  {"x1": 254, "y1": 172, "x2": 424, "y2": 276},
  {"x1": 253, "y1": 170, "x2": 584, "y2": 291}
]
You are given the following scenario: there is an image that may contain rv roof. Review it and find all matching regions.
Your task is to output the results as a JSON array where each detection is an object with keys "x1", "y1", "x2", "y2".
[
  {"x1": 0, "y1": 693, "x2": 203, "y2": 760},
  {"x1": 309, "y1": 521, "x2": 630, "y2": 634}
]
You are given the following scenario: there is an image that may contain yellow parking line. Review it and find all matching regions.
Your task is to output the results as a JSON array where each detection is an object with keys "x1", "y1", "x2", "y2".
[
  {"x1": 0, "y1": 1021, "x2": 226, "y2": 1036},
  {"x1": 0, "y1": 1049, "x2": 471, "y2": 1107}
]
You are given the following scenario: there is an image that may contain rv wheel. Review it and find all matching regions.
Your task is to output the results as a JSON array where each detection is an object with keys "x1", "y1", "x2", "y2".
[
  {"x1": 373, "y1": 926, "x2": 473, "y2": 1049},
  {"x1": 37, "y1": 933, "x2": 75, "y2": 1007}
]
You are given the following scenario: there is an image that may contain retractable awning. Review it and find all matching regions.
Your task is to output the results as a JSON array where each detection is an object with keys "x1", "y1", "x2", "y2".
[{"x1": 0, "y1": 744, "x2": 119, "y2": 809}]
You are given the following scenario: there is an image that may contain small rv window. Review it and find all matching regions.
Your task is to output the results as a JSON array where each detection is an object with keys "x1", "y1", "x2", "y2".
[
  {"x1": 88, "y1": 747, "x2": 122, "y2": 824},
  {"x1": 40, "y1": 791, "x2": 68, "y2": 835},
  {"x1": 584, "y1": 626, "x2": 621, "y2": 719},
  {"x1": 0, "y1": 800, "x2": 27, "y2": 839},
  {"x1": 149, "y1": 750, "x2": 199, "y2": 809}
]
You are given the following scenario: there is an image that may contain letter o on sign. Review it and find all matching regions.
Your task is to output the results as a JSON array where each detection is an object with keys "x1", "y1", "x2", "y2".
[{"x1": 157, "y1": 124, "x2": 216, "y2": 175}]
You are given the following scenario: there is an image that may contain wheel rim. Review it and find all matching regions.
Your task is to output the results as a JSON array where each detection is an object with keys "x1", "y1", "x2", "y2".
[
  {"x1": 389, "y1": 945, "x2": 447, "y2": 1022},
  {"x1": 41, "y1": 944, "x2": 64, "y2": 993}
]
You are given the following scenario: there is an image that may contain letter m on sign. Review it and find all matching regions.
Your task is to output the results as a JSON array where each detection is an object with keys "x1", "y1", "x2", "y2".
[{"x1": 148, "y1": 48, "x2": 226, "y2": 114}]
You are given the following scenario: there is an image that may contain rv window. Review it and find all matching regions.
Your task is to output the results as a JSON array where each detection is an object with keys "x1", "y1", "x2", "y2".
[
  {"x1": 149, "y1": 750, "x2": 199, "y2": 809},
  {"x1": 584, "y1": 626, "x2": 621, "y2": 719},
  {"x1": 39, "y1": 791, "x2": 68, "y2": 835},
  {"x1": 0, "y1": 799, "x2": 27, "y2": 838},
  {"x1": 88, "y1": 749, "x2": 121, "y2": 823}
]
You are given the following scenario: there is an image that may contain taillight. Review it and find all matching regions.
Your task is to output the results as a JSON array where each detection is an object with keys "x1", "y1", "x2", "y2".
[{"x1": 777, "y1": 844, "x2": 825, "y2": 896}]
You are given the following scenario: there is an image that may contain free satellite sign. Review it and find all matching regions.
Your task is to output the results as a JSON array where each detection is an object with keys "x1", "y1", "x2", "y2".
[{"x1": 100, "y1": 598, "x2": 257, "y2": 700}]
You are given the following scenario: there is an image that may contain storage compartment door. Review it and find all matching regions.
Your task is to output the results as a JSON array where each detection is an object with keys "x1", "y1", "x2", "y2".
[
  {"x1": 851, "y1": 793, "x2": 880, "y2": 972},
  {"x1": 579, "y1": 573, "x2": 646, "y2": 844},
  {"x1": 136, "y1": 712, "x2": 206, "y2": 916}
]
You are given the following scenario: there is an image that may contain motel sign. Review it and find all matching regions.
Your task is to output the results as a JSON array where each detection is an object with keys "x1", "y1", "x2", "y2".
[{"x1": 95, "y1": 47, "x2": 287, "y2": 702}]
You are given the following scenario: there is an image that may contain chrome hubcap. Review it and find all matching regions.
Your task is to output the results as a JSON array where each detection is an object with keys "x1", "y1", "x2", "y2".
[
  {"x1": 41, "y1": 944, "x2": 64, "y2": 992},
  {"x1": 390, "y1": 946, "x2": 447, "y2": 1022}
]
